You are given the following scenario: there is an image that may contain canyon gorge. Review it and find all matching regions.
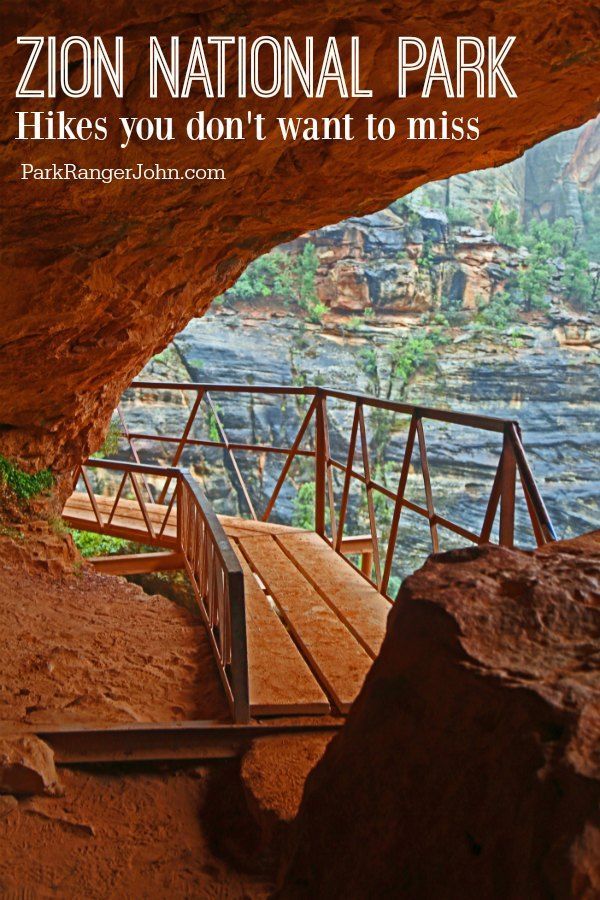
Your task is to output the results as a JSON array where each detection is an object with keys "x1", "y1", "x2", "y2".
[{"x1": 121, "y1": 117, "x2": 599, "y2": 582}]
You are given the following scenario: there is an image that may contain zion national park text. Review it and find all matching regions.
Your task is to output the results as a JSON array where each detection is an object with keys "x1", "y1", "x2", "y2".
[{"x1": 16, "y1": 35, "x2": 517, "y2": 100}]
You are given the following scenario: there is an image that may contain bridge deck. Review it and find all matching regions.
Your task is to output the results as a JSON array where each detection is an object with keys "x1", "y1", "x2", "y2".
[{"x1": 63, "y1": 493, "x2": 391, "y2": 718}]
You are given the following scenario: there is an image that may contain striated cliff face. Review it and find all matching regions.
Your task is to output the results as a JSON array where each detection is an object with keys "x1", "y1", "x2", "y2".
[
  {"x1": 249, "y1": 117, "x2": 600, "y2": 317},
  {"x1": 1, "y1": 0, "x2": 599, "y2": 473}
]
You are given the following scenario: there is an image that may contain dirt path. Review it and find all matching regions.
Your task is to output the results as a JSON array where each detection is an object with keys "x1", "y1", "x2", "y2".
[{"x1": 0, "y1": 544, "x2": 228, "y2": 726}]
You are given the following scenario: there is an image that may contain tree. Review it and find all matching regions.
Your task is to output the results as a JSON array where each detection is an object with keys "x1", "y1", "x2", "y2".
[
  {"x1": 516, "y1": 247, "x2": 552, "y2": 312},
  {"x1": 563, "y1": 249, "x2": 595, "y2": 309},
  {"x1": 487, "y1": 201, "x2": 523, "y2": 248}
]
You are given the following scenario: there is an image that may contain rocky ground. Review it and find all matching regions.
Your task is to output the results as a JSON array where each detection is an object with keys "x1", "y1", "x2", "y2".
[
  {"x1": 0, "y1": 766, "x2": 273, "y2": 898},
  {"x1": 0, "y1": 531, "x2": 332, "y2": 897},
  {"x1": 0, "y1": 529, "x2": 597, "y2": 898}
]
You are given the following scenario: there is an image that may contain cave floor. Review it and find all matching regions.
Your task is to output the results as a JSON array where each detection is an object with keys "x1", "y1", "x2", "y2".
[
  {"x1": 0, "y1": 535, "x2": 334, "y2": 897},
  {"x1": 0, "y1": 544, "x2": 229, "y2": 728},
  {"x1": 0, "y1": 765, "x2": 274, "y2": 899}
]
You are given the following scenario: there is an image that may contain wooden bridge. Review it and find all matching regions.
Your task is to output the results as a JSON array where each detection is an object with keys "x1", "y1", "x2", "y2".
[{"x1": 57, "y1": 382, "x2": 555, "y2": 760}]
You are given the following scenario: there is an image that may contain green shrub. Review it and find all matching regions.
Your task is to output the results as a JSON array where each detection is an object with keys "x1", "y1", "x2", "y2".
[
  {"x1": 475, "y1": 291, "x2": 520, "y2": 329},
  {"x1": 563, "y1": 248, "x2": 595, "y2": 309},
  {"x1": 447, "y1": 206, "x2": 475, "y2": 227},
  {"x1": 359, "y1": 347, "x2": 379, "y2": 380},
  {"x1": 306, "y1": 301, "x2": 328, "y2": 325},
  {"x1": 292, "y1": 482, "x2": 315, "y2": 530},
  {"x1": 389, "y1": 330, "x2": 448, "y2": 391},
  {"x1": 0, "y1": 456, "x2": 53, "y2": 501},
  {"x1": 223, "y1": 251, "x2": 287, "y2": 303},
  {"x1": 440, "y1": 295, "x2": 466, "y2": 326},
  {"x1": 221, "y1": 242, "x2": 326, "y2": 323},
  {"x1": 417, "y1": 240, "x2": 435, "y2": 271},
  {"x1": 93, "y1": 420, "x2": 121, "y2": 458},
  {"x1": 486, "y1": 208, "x2": 595, "y2": 313},
  {"x1": 207, "y1": 405, "x2": 222, "y2": 443},
  {"x1": 346, "y1": 316, "x2": 363, "y2": 332},
  {"x1": 69, "y1": 529, "x2": 132, "y2": 557},
  {"x1": 487, "y1": 201, "x2": 524, "y2": 248}
]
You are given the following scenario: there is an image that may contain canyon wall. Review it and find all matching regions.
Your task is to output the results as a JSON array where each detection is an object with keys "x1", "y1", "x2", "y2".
[
  {"x1": 1, "y1": 0, "x2": 599, "y2": 473},
  {"x1": 232, "y1": 117, "x2": 599, "y2": 317}
]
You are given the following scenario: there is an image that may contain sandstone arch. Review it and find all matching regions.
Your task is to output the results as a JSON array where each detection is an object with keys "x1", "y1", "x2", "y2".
[{"x1": 1, "y1": 0, "x2": 598, "y2": 471}]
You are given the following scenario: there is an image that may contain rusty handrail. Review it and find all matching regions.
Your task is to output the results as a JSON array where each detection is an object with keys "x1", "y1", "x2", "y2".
[
  {"x1": 67, "y1": 384, "x2": 556, "y2": 723},
  {"x1": 130, "y1": 380, "x2": 515, "y2": 432},
  {"x1": 115, "y1": 381, "x2": 556, "y2": 598},
  {"x1": 177, "y1": 472, "x2": 249, "y2": 723}
]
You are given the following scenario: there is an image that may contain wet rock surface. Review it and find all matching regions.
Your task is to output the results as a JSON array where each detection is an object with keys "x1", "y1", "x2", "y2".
[{"x1": 278, "y1": 533, "x2": 600, "y2": 899}]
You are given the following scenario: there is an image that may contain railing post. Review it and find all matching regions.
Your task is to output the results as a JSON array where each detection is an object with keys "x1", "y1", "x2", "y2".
[
  {"x1": 361, "y1": 550, "x2": 373, "y2": 579},
  {"x1": 499, "y1": 427, "x2": 517, "y2": 548},
  {"x1": 229, "y1": 569, "x2": 250, "y2": 724},
  {"x1": 176, "y1": 476, "x2": 184, "y2": 553},
  {"x1": 509, "y1": 423, "x2": 557, "y2": 545},
  {"x1": 314, "y1": 391, "x2": 327, "y2": 537}
]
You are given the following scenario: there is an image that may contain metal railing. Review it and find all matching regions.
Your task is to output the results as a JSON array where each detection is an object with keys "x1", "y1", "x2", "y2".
[{"x1": 115, "y1": 381, "x2": 556, "y2": 594}]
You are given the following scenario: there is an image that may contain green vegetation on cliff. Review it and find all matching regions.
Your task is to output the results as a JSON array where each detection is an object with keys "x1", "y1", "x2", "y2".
[
  {"x1": 486, "y1": 205, "x2": 597, "y2": 312},
  {"x1": 0, "y1": 456, "x2": 53, "y2": 502},
  {"x1": 292, "y1": 481, "x2": 316, "y2": 530},
  {"x1": 219, "y1": 241, "x2": 327, "y2": 323},
  {"x1": 69, "y1": 530, "x2": 132, "y2": 557}
]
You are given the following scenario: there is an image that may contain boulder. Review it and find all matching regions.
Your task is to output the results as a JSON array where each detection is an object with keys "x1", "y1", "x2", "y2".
[
  {"x1": 0, "y1": 736, "x2": 62, "y2": 797},
  {"x1": 279, "y1": 533, "x2": 600, "y2": 899}
]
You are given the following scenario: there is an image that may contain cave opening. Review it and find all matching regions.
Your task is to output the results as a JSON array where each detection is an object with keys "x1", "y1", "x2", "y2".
[{"x1": 1, "y1": 4, "x2": 599, "y2": 890}]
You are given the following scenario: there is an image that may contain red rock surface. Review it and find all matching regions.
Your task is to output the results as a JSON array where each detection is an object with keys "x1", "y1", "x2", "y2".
[
  {"x1": 1, "y1": 1, "x2": 598, "y2": 471},
  {"x1": 279, "y1": 533, "x2": 600, "y2": 898}
]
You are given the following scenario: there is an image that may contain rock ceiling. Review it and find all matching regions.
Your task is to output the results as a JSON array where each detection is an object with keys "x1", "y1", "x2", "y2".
[{"x1": 0, "y1": 0, "x2": 598, "y2": 470}]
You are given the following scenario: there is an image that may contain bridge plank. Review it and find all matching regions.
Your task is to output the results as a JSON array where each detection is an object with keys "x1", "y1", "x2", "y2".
[
  {"x1": 63, "y1": 493, "x2": 178, "y2": 544},
  {"x1": 231, "y1": 548, "x2": 330, "y2": 716},
  {"x1": 275, "y1": 532, "x2": 390, "y2": 659},
  {"x1": 219, "y1": 515, "x2": 305, "y2": 537},
  {"x1": 237, "y1": 534, "x2": 374, "y2": 713}
]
